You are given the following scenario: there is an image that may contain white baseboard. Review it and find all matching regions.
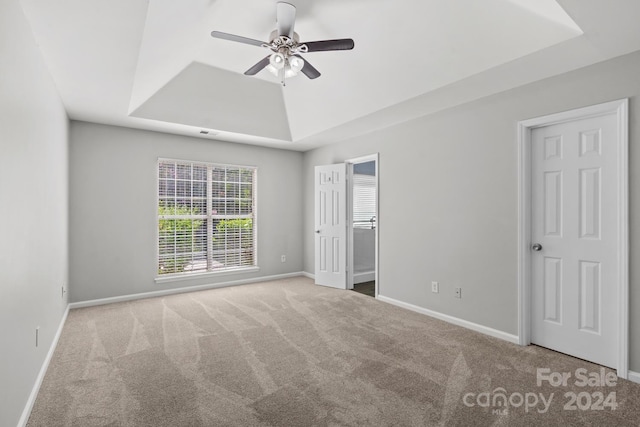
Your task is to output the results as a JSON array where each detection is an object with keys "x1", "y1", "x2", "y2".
[
  {"x1": 628, "y1": 370, "x2": 640, "y2": 384},
  {"x1": 18, "y1": 305, "x2": 70, "y2": 427},
  {"x1": 69, "y1": 272, "x2": 305, "y2": 309},
  {"x1": 376, "y1": 294, "x2": 520, "y2": 345},
  {"x1": 354, "y1": 271, "x2": 375, "y2": 284},
  {"x1": 301, "y1": 271, "x2": 315, "y2": 280}
]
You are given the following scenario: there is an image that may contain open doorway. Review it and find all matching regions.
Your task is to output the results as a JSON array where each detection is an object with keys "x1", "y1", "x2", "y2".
[{"x1": 347, "y1": 154, "x2": 378, "y2": 297}]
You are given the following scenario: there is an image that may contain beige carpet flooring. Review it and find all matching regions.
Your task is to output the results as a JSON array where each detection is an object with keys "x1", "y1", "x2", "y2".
[{"x1": 28, "y1": 277, "x2": 640, "y2": 426}]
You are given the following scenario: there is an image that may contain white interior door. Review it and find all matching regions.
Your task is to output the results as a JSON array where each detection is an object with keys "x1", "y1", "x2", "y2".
[
  {"x1": 531, "y1": 113, "x2": 618, "y2": 368},
  {"x1": 314, "y1": 164, "x2": 347, "y2": 289}
]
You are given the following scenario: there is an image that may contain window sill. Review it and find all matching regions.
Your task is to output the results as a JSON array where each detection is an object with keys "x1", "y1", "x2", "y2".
[{"x1": 155, "y1": 266, "x2": 260, "y2": 284}]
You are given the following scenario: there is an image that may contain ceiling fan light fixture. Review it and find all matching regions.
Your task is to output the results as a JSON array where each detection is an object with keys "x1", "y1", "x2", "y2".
[
  {"x1": 283, "y1": 56, "x2": 304, "y2": 78},
  {"x1": 289, "y1": 55, "x2": 304, "y2": 72},
  {"x1": 269, "y1": 52, "x2": 285, "y2": 69}
]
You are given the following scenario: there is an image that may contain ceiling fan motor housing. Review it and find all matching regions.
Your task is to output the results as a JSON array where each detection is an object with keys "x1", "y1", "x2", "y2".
[{"x1": 269, "y1": 30, "x2": 299, "y2": 44}]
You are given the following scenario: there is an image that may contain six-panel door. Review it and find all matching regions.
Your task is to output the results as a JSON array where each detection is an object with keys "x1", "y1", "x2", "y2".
[{"x1": 531, "y1": 113, "x2": 618, "y2": 368}]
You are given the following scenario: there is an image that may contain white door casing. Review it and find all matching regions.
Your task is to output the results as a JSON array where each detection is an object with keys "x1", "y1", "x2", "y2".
[
  {"x1": 314, "y1": 164, "x2": 347, "y2": 289},
  {"x1": 518, "y1": 99, "x2": 628, "y2": 377}
]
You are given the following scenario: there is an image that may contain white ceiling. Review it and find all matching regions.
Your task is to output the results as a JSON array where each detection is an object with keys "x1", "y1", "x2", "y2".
[{"x1": 19, "y1": 0, "x2": 640, "y2": 151}]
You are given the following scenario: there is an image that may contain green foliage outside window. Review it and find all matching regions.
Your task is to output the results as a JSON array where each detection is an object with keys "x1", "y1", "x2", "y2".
[
  {"x1": 158, "y1": 204, "x2": 204, "y2": 274},
  {"x1": 215, "y1": 218, "x2": 252, "y2": 235},
  {"x1": 159, "y1": 205, "x2": 253, "y2": 274},
  {"x1": 214, "y1": 218, "x2": 254, "y2": 265}
]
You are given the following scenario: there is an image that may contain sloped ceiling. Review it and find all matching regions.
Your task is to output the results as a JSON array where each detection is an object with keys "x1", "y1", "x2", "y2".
[{"x1": 19, "y1": 0, "x2": 640, "y2": 150}]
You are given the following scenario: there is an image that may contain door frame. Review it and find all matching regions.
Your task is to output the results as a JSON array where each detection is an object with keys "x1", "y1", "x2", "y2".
[
  {"x1": 517, "y1": 99, "x2": 629, "y2": 378},
  {"x1": 346, "y1": 153, "x2": 379, "y2": 296}
]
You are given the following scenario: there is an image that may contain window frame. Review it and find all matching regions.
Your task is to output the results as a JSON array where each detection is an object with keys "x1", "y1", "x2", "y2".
[{"x1": 155, "y1": 158, "x2": 259, "y2": 283}]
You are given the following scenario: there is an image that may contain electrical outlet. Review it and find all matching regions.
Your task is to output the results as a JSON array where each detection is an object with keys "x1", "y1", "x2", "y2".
[
  {"x1": 455, "y1": 288, "x2": 462, "y2": 298},
  {"x1": 281, "y1": 255, "x2": 286, "y2": 263},
  {"x1": 431, "y1": 281, "x2": 439, "y2": 293},
  {"x1": 61, "y1": 285, "x2": 66, "y2": 299},
  {"x1": 35, "y1": 327, "x2": 40, "y2": 347}
]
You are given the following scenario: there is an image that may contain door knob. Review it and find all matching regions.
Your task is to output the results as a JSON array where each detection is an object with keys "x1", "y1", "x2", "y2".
[
  {"x1": 315, "y1": 230, "x2": 320, "y2": 234},
  {"x1": 532, "y1": 243, "x2": 543, "y2": 251}
]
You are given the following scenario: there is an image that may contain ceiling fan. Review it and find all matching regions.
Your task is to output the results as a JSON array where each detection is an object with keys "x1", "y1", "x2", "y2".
[{"x1": 211, "y1": 2, "x2": 355, "y2": 85}]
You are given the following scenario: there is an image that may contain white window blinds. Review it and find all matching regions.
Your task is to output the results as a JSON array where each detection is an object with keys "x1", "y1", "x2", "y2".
[
  {"x1": 353, "y1": 173, "x2": 376, "y2": 229},
  {"x1": 158, "y1": 159, "x2": 256, "y2": 276}
]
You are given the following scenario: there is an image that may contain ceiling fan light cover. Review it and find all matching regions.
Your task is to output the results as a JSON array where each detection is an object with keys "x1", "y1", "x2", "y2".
[
  {"x1": 269, "y1": 52, "x2": 285, "y2": 69},
  {"x1": 266, "y1": 64, "x2": 279, "y2": 76},
  {"x1": 289, "y1": 55, "x2": 304, "y2": 72},
  {"x1": 284, "y1": 68, "x2": 298, "y2": 78}
]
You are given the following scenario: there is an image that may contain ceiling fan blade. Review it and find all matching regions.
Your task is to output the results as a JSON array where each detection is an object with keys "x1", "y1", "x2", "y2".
[
  {"x1": 211, "y1": 31, "x2": 266, "y2": 47},
  {"x1": 303, "y1": 39, "x2": 355, "y2": 52},
  {"x1": 294, "y1": 55, "x2": 321, "y2": 79},
  {"x1": 244, "y1": 56, "x2": 271, "y2": 76},
  {"x1": 276, "y1": 2, "x2": 296, "y2": 38}
]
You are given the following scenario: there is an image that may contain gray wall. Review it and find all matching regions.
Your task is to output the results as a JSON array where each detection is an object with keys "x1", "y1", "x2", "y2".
[
  {"x1": 69, "y1": 122, "x2": 303, "y2": 302},
  {"x1": 0, "y1": 1, "x2": 69, "y2": 425},
  {"x1": 302, "y1": 50, "x2": 640, "y2": 372}
]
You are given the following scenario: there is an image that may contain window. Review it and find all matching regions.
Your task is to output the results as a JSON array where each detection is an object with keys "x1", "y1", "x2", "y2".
[
  {"x1": 352, "y1": 172, "x2": 376, "y2": 229},
  {"x1": 158, "y1": 159, "x2": 256, "y2": 277}
]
